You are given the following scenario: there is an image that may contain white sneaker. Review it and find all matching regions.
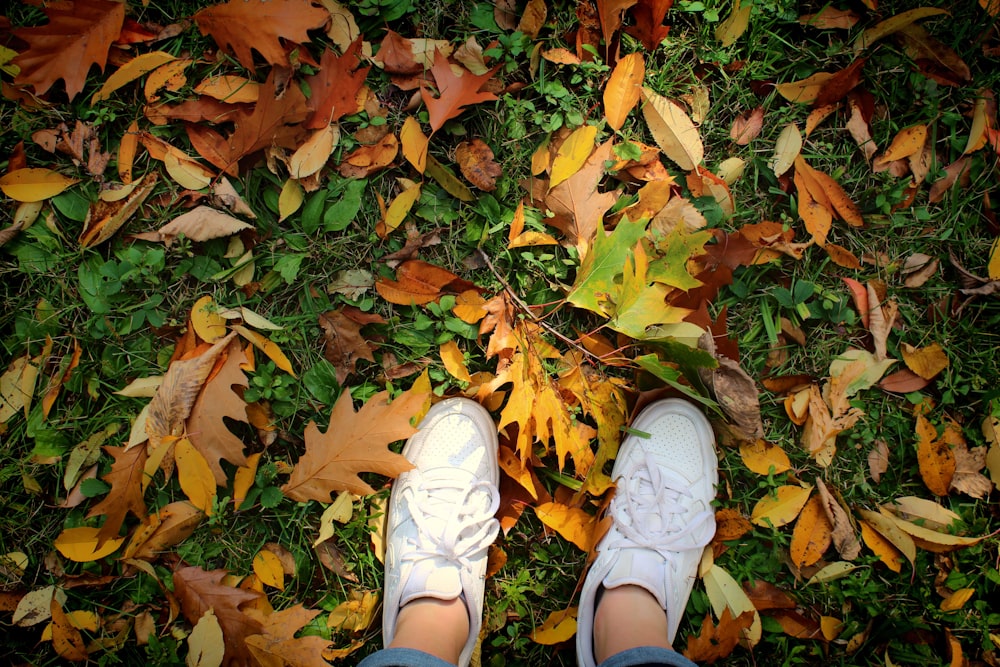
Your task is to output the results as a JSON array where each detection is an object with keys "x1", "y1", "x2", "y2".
[
  {"x1": 576, "y1": 398, "x2": 717, "y2": 667},
  {"x1": 382, "y1": 397, "x2": 500, "y2": 667}
]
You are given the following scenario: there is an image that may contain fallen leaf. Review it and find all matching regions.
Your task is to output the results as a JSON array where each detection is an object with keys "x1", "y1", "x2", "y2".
[
  {"x1": 882, "y1": 496, "x2": 960, "y2": 531},
  {"x1": 789, "y1": 494, "x2": 832, "y2": 567},
  {"x1": 715, "y1": 1, "x2": 752, "y2": 46},
  {"x1": 318, "y1": 308, "x2": 378, "y2": 385},
  {"x1": 534, "y1": 502, "x2": 600, "y2": 551},
  {"x1": 86, "y1": 444, "x2": 148, "y2": 547},
  {"x1": 949, "y1": 440, "x2": 993, "y2": 499},
  {"x1": 375, "y1": 259, "x2": 478, "y2": 306},
  {"x1": 422, "y1": 50, "x2": 498, "y2": 134},
  {"x1": 187, "y1": 609, "x2": 224, "y2": 667},
  {"x1": 124, "y1": 501, "x2": 203, "y2": 560},
  {"x1": 901, "y1": 342, "x2": 948, "y2": 380},
  {"x1": 730, "y1": 106, "x2": 764, "y2": 145},
  {"x1": 916, "y1": 413, "x2": 955, "y2": 497},
  {"x1": 853, "y1": 7, "x2": 949, "y2": 53},
  {"x1": 940, "y1": 588, "x2": 974, "y2": 612},
  {"x1": 770, "y1": 124, "x2": 802, "y2": 177},
  {"x1": 868, "y1": 439, "x2": 890, "y2": 482},
  {"x1": 702, "y1": 564, "x2": 762, "y2": 646},
  {"x1": 13, "y1": 0, "x2": 125, "y2": 100},
  {"x1": 252, "y1": 549, "x2": 285, "y2": 590},
  {"x1": 739, "y1": 439, "x2": 792, "y2": 475},
  {"x1": 155, "y1": 206, "x2": 253, "y2": 247},
  {"x1": 815, "y1": 478, "x2": 860, "y2": 560},
  {"x1": 49, "y1": 599, "x2": 87, "y2": 661},
  {"x1": 289, "y1": 124, "x2": 340, "y2": 179},
  {"x1": 604, "y1": 52, "x2": 645, "y2": 131},
  {"x1": 0, "y1": 168, "x2": 80, "y2": 203},
  {"x1": 232, "y1": 325, "x2": 295, "y2": 377},
  {"x1": 327, "y1": 590, "x2": 379, "y2": 633},
  {"x1": 750, "y1": 484, "x2": 812, "y2": 528},
  {"x1": 857, "y1": 508, "x2": 916, "y2": 570},
  {"x1": 173, "y1": 566, "x2": 264, "y2": 667},
  {"x1": 543, "y1": 140, "x2": 618, "y2": 259},
  {"x1": 551, "y1": 125, "x2": 599, "y2": 188},
  {"x1": 281, "y1": 382, "x2": 429, "y2": 500},
  {"x1": 684, "y1": 608, "x2": 756, "y2": 663},
  {"x1": 175, "y1": 438, "x2": 217, "y2": 516},
  {"x1": 775, "y1": 72, "x2": 834, "y2": 104},
  {"x1": 245, "y1": 604, "x2": 333, "y2": 667},
  {"x1": 530, "y1": 607, "x2": 578, "y2": 645},
  {"x1": 400, "y1": 116, "x2": 429, "y2": 173},
  {"x1": 641, "y1": 87, "x2": 704, "y2": 170}
]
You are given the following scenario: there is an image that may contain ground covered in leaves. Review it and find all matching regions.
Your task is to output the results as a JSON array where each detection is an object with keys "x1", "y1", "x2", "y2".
[{"x1": 1, "y1": 0, "x2": 1000, "y2": 665}]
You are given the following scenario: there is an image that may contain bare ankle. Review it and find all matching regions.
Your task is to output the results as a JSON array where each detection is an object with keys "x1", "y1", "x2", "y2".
[
  {"x1": 389, "y1": 597, "x2": 470, "y2": 664},
  {"x1": 593, "y1": 585, "x2": 672, "y2": 662}
]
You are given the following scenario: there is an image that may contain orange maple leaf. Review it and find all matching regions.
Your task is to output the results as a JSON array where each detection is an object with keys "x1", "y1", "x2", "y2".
[
  {"x1": 281, "y1": 382, "x2": 430, "y2": 500},
  {"x1": 87, "y1": 445, "x2": 148, "y2": 548},
  {"x1": 245, "y1": 605, "x2": 333, "y2": 667},
  {"x1": 192, "y1": 0, "x2": 329, "y2": 71},
  {"x1": 422, "y1": 50, "x2": 499, "y2": 134},
  {"x1": 12, "y1": 0, "x2": 125, "y2": 100},
  {"x1": 305, "y1": 40, "x2": 370, "y2": 129},
  {"x1": 683, "y1": 609, "x2": 756, "y2": 663}
]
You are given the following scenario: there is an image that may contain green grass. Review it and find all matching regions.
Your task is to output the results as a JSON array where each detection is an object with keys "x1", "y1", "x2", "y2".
[{"x1": 2, "y1": 0, "x2": 1000, "y2": 664}]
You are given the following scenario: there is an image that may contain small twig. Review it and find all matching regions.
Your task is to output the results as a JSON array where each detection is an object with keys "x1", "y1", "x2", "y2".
[{"x1": 476, "y1": 249, "x2": 604, "y2": 363}]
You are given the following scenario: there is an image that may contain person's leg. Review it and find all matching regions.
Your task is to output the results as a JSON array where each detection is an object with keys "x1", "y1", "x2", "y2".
[
  {"x1": 577, "y1": 398, "x2": 718, "y2": 667},
  {"x1": 378, "y1": 398, "x2": 500, "y2": 667}
]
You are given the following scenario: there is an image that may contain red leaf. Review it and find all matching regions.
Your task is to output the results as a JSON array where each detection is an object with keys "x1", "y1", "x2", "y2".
[
  {"x1": 422, "y1": 50, "x2": 499, "y2": 134},
  {"x1": 305, "y1": 40, "x2": 370, "y2": 129}
]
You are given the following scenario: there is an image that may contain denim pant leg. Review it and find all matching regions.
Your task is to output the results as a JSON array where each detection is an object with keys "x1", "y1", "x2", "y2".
[
  {"x1": 356, "y1": 647, "x2": 456, "y2": 667},
  {"x1": 598, "y1": 646, "x2": 699, "y2": 667}
]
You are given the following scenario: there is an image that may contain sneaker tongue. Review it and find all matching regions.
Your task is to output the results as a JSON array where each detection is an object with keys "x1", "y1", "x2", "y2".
[
  {"x1": 602, "y1": 548, "x2": 667, "y2": 609},
  {"x1": 400, "y1": 559, "x2": 463, "y2": 606}
]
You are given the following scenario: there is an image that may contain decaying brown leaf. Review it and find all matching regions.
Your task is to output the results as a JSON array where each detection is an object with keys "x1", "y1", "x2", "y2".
[
  {"x1": 455, "y1": 138, "x2": 502, "y2": 191},
  {"x1": 683, "y1": 608, "x2": 755, "y2": 663},
  {"x1": 815, "y1": 478, "x2": 861, "y2": 560}
]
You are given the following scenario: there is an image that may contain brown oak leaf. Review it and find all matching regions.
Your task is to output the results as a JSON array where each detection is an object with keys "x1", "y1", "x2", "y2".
[
  {"x1": 281, "y1": 382, "x2": 430, "y2": 500},
  {"x1": 305, "y1": 40, "x2": 370, "y2": 129},
  {"x1": 318, "y1": 308, "x2": 383, "y2": 385},
  {"x1": 192, "y1": 0, "x2": 329, "y2": 71},
  {"x1": 87, "y1": 445, "x2": 148, "y2": 548},
  {"x1": 683, "y1": 608, "x2": 755, "y2": 663},
  {"x1": 13, "y1": 0, "x2": 125, "y2": 100},
  {"x1": 185, "y1": 340, "x2": 251, "y2": 486},
  {"x1": 172, "y1": 566, "x2": 263, "y2": 667},
  {"x1": 245, "y1": 605, "x2": 333, "y2": 667},
  {"x1": 542, "y1": 140, "x2": 618, "y2": 260},
  {"x1": 455, "y1": 139, "x2": 502, "y2": 191},
  {"x1": 625, "y1": 0, "x2": 673, "y2": 51},
  {"x1": 422, "y1": 49, "x2": 499, "y2": 134}
]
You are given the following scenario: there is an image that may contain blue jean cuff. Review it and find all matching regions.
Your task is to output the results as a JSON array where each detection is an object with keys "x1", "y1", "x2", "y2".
[
  {"x1": 356, "y1": 647, "x2": 456, "y2": 667},
  {"x1": 599, "y1": 645, "x2": 699, "y2": 667}
]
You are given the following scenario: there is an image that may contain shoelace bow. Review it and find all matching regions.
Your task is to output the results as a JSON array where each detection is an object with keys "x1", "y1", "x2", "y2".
[
  {"x1": 607, "y1": 451, "x2": 714, "y2": 561},
  {"x1": 401, "y1": 469, "x2": 500, "y2": 571}
]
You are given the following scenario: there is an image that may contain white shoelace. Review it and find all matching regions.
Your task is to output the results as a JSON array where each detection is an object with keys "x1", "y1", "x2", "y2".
[
  {"x1": 606, "y1": 451, "x2": 714, "y2": 558},
  {"x1": 400, "y1": 469, "x2": 500, "y2": 571}
]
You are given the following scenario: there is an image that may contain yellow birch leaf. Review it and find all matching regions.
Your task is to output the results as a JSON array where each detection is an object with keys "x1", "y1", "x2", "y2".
[
  {"x1": 940, "y1": 588, "x2": 974, "y2": 612},
  {"x1": 400, "y1": 116, "x2": 429, "y2": 173},
  {"x1": 774, "y1": 72, "x2": 833, "y2": 104},
  {"x1": 859, "y1": 520, "x2": 904, "y2": 572},
  {"x1": 989, "y1": 237, "x2": 1000, "y2": 280},
  {"x1": 439, "y1": 340, "x2": 473, "y2": 383},
  {"x1": 604, "y1": 52, "x2": 645, "y2": 132},
  {"x1": 550, "y1": 125, "x2": 599, "y2": 188},
  {"x1": 857, "y1": 508, "x2": 916, "y2": 568},
  {"x1": 821, "y1": 616, "x2": 843, "y2": 641},
  {"x1": 853, "y1": 8, "x2": 949, "y2": 53},
  {"x1": 327, "y1": 590, "x2": 379, "y2": 632},
  {"x1": 641, "y1": 87, "x2": 704, "y2": 171},
  {"x1": 278, "y1": 179, "x2": 304, "y2": 223},
  {"x1": 739, "y1": 440, "x2": 792, "y2": 475},
  {"x1": 313, "y1": 491, "x2": 356, "y2": 546},
  {"x1": 91, "y1": 51, "x2": 177, "y2": 104},
  {"x1": 510, "y1": 230, "x2": 560, "y2": 248},
  {"x1": 253, "y1": 549, "x2": 285, "y2": 590},
  {"x1": 0, "y1": 168, "x2": 79, "y2": 202},
  {"x1": 144, "y1": 58, "x2": 191, "y2": 102},
  {"x1": 383, "y1": 180, "x2": 421, "y2": 233},
  {"x1": 232, "y1": 325, "x2": 295, "y2": 377},
  {"x1": 882, "y1": 495, "x2": 960, "y2": 531},
  {"x1": 175, "y1": 438, "x2": 217, "y2": 516},
  {"x1": 289, "y1": 124, "x2": 340, "y2": 179},
  {"x1": 717, "y1": 157, "x2": 746, "y2": 185},
  {"x1": 41, "y1": 609, "x2": 100, "y2": 640},
  {"x1": 531, "y1": 608, "x2": 578, "y2": 645},
  {"x1": 187, "y1": 609, "x2": 224, "y2": 667},
  {"x1": 750, "y1": 484, "x2": 812, "y2": 527},
  {"x1": 770, "y1": 124, "x2": 802, "y2": 177},
  {"x1": 191, "y1": 296, "x2": 228, "y2": 343},
  {"x1": 119, "y1": 120, "x2": 138, "y2": 184},
  {"x1": 703, "y1": 564, "x2": 762, "y2": 646},
  {"x1": 875, "y1": 125, "x2": 927, "y2": 164},
  {"x1": 916, "y1": 413, "x2": 955, "y2": 497},
  {"x1": 534, "y1": 502, "x2": 598, "y2": 551},
  {"x1": 425, "y1": 154, "x2": 474, "y2": 202},
  {"x1": 901, "y1": 342, "x2": 949, "y2": 380},
  {"x1": 715, "y1": 0, "x2": 752, "y2": 46},
  {"x1": 452, "y1": 290, "x2": 488, "y2": 324},
  {"x1": 233, "y1": 452, "x2": 262, "y2": 508},
  {"x1": 806, "y1": 561, "x2": 858, "y2": 584},
  {"x1": 369, "y1": 495, "x2": 387, "y2": 564},
  {"x1": 883, "y1": 510, "x2": 984, "y2": 551},
  {"x1": 53, "y1": 526, "x2": 125, "y2": 562},
  {"x1": 531, "y1": 136, "x2": 551, "y2": 175},
  {"x1": 789, "y1": 494, "x2": 832, "y2": 567}
]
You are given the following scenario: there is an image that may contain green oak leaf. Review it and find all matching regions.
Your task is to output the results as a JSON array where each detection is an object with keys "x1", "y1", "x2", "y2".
[
  {"x1": 607, "y1": 244, "x2": 690, "y2": 339},
  {"x1": 566, "y1": 215, "x2": 648, "y2": 316},
  {"x1": 647, "y1": 228, "x2": 713, "y2": 290}
]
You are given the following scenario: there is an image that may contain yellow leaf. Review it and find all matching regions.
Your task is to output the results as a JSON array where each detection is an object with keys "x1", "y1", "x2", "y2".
[
  {"x1": 253, "y1": 549, "x2": 285, "y2": 590},
  {"x1": 875, "y1": 125, "x2": 927, "y2": 164},
  {"x1": 531, "y1": 608, "x2": 578, "y2": 645},
  {"x1": 175, "y1": 438, "x2": 217, "y2": 516},
  {"x1": 400, "y1": 116, "x2": 429, "y2": 173},
  {"x1": 41, "y1": 609, "x2": 100, "y2": 640},
  {"x1": 233, "y1": 452, "x2": 262, "y2": 509},
  {"x1": 858, "y1": 508, "x2": 916, "y2": 569},
  {"x1": 988, "y1": 237, "x2": 1000, "y2": 280},
  {"x1": 901, "y1": 342, "x2": 949, "y2": 380},
  {"x1": 715, "y1": 0, "x2": 752, "y2": 46},
  {"x1": 789, "y1": 494, "x2": 832, "y2": 567},
  {"x1": 327, "y1": 590, "x2": 379, "y2": 632},
  {"x1": 916, "y1": 413, "x2": 955, "y2": 497},
  {"x1": 859, "y1": 520, "x2": 904, "y2": 572},
  {"x1": 91, "y1": 51, "x2": 177, "y2": 104},
  {"x1": 187, "y1": 609, "x2": 225, "y2": 667},
  {"x1": 531, "y1": 136, "x2": 551, "y2": 175},
  {"x1": 534, "y1": 502, "x2": 599, "y2": 551},
  {"x1": 1, "y1": 353, "x2": 34, "y2": 424},
  {"x1": 191, "y1": 296, "x2": 228, "y2": 343},
  {"x1": 194, "y1": 74, "x2": 260, "y2": 103},
  {"x1": 940, "y1": 588, "x2": 974, "y2": 611},
  {"x1": 821, "y1": 616, "x2": 843, "y2": 641},
  {"x1": 770, "y1": 124, "x2": 802, "y2": 177},
  {"x1": 883, "y1": 510, "x2": 984, "y2": 551},
  {"x1": 383, "y1": 180, "x2": 421, "y2": 233},
  {"x1": 53, "y1": 527, "x2": 125, "y2": 562},
  {"x1": 604, "y1": 52, "x2": 645, "y2": 131},
  {"x1": 739, "y1": 440, "x2": 792, "y2": 475},
  {"x1": 550, "y1": 125, "x2": 599, "y2": 188},
  {"x1": 774, "y1": 72, "x2": 833, "y2": 104},
  {"x1": 853, "y1": 7, "x2": 949, "y2": 53},
  {"x1": 313, "y1": 491, "x2": 356, "y2": 546},
  {"x1": 278, "y1": 179, "x2": 304, "y2": 223},
  {"x1": 641, "y1": 87, "x2": 704, "y2": 171},
  {"x1": 882, "y1": 495, "x2": 960, "y2": 531},
  {"x1": 232, "y1": 325, "x2": 295, "y2": 377},
  {"x1": 0, "y1": 168, "x2": 79, "y2": 202},
  {"x1": 750, "y1": 484, "x2": 812, "y2": 527},
  {"x1": 439, "y1": 340, "x2": 473, "y2": 383},
  {"x1": 703, "y1": 564, "x2": 762, "y2": 646},
  {"x1": 289, "y1": 124, "x2": 340, "y2": 179}
]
